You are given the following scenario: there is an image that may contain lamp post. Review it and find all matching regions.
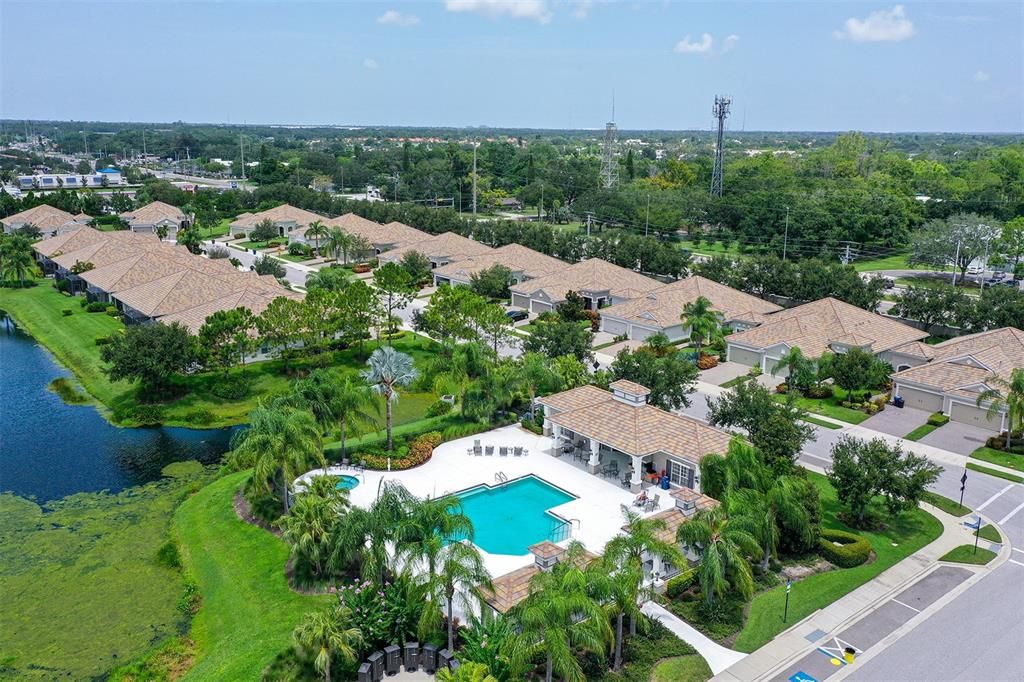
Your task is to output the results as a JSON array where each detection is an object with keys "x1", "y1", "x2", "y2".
[{"x1": 783, "y1": 579, "x2": 793, "y2": 623}]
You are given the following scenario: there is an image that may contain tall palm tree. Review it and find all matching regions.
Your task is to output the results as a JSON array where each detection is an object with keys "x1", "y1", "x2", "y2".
[
  {"x1": 292, "y1": 605, "x2": 363, "y2": 682},
  {"x1": 421, "y1": 540, "x2": 492, "y2": 652},
  {"x1": 325, "y1": 227, "x2": 354, "y2": 264},
  {"x1": 277, "y1": 370, "x2": 341, "y2": 438},
  {"x1": 591, "y1": 560, "x2": 645, "y2": 671},
  {"x1": 331, "y1": 481, "x2": 412, "y2": 582},
  {"x1": 977, "y1": 368, "x2": 1024, "y2": 449},
  {"x1": 305, "y1": 219, "x2": 330, "y2": 257},
  {"x1": 676, "y1": 506, "x2": 761, "y2": 606},
  {"x1": 771, "y1": 346, "x2": 807, "y2": 386},
  {"x1": 277, "y1": 475, "x2": 350, "y2": 577},
  {"x1": 396, "y1": 495, "x2": 475, "y2": 578},
  {"x1": 0, "y1": 235, "x2": 35, "y2": 288},
  {"x1": 362, "y1": 346, "x2": 418, "y2": 450},
  {"x1": 512, "y1": 541, "x2": 611, "y2": 682},
  {"x1": 335, "y1": 375, "x2": 380, "y2": 460},
  {"x1": 681, "y1": 295, "x2": 720, "y2": 356},
  {"x1": 229, "y1": 404, "x2": 325, "y2": 516}
]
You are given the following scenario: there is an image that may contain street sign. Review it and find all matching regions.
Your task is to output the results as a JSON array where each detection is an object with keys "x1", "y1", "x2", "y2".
[
  {"x1": 789, "y1": 673, "x2": 819, "y2": 682},
  {"x1": 786, "y1": 580, "x2": 793, "y2": 594},
  {"x1": 961, "y1": 471, "x2": 968, "y2": 486}
]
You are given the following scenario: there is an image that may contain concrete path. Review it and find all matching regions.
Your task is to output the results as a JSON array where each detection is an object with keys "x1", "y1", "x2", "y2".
[{"x1": 642, "y1": 601, "x2": 747, "y2": 675}]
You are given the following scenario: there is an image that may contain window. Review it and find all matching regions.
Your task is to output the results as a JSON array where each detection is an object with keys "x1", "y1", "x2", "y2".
[
  {"x1": 668, "y1": 459, "x2": 694, "y2": 488},
  {"x1": 896, "y1": 364, "x2": 911, "y2": 372}
]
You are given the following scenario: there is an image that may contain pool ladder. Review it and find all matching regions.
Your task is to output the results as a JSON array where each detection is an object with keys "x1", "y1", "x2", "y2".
[{"x1": 495, "y1": 471, "x2": 508, "y2": 485}]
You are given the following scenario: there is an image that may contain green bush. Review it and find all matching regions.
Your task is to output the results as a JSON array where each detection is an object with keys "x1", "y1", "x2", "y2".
[
  {"x1": 665, "y1": 568, "x2": 697, "y2": 599},
  {"x1": 425, "y1": 399, "x2": 452, "y2": 417},
  {"x1": 94, "y1": 335, "x2": 113, "y2": 346},
  {"x1": 818, "y1": 528, "x2": 871, "y2": 568},
  {"x1": 928, "y1": 412, "x2": 950, "y2": 426},
  {"x1": 105, "y1": 306, "x2": 119, "y2": 317},
  {"x1": 85, "y1": 301, "x2": 108, "y2": 312},
  {"x1": 360, "y1": 431, "x2": 442, "y2": 470},
  {"x1": 61, "y1": 308, "x2": 73, "y2": 316},
  {"x1": 155, "y1": 539, "x2": 181, "y2": 569},
  {"x1": 184, "y1": 408, "x2": 215, "y2": 425},
  {"x1": 520, "y1": 417, "x2": 543, "y2": 434},
  {"x1": 131, "y1": 404, "x2": 165, "y2": 426}
]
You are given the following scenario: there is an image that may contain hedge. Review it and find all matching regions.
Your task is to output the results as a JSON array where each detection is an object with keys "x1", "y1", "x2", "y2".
[
  {"x1": 818, "y1": 528, "x2": 871, "y2": 568},
  {"x1": 665, "y1": 568, "x2": 697, "y2": 599},
  {"x1": 360, "y1": 431, "x2": 442, "y2": 470},
  {"x1": 928, "y1": 412, "x2": 950, "y2": 426}
]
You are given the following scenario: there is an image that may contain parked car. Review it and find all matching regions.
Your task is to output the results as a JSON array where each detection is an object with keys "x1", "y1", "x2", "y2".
[{"x1": 506, "y1": 309, "x2": 529, "y2": 322}]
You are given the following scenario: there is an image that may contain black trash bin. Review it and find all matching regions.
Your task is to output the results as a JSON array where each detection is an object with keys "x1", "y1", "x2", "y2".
[
  {"x1": 357, "y1": 663, "x2": 373, "y2": 682},
  {"x1": 421, "y1": 643, "x2": 438, "y2": 673},
  {"x1": 894, "y1": 395, "x2": 905, "y2": 408},
  {"x1": 438, "y1": 648, "x2": 454, "y2": 670},
  {"x1": 368, "y1": 651, "x2": 384, "y2": 681},
  {"x1": 403, "y1": 642, "x2": 419, "y2": 672},
  {"x1": 384, "y1": 645, "x2": 401, "y2": 675}
]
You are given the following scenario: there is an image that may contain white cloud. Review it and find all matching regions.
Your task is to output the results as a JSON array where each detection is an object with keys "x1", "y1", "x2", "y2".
[
  {"x1": 973, "y1": 70, "x2": 990, "y2": 82},
  {"x1": 377, "y1": 10, "x2": 419, "y2": 26},
  {"x1": 674, "y1": 33, "x2": 714, "y2": 55},
  {"x1": 834, "y1": 5, "x2": 915, "y2": 43},
  {"x1": 445, "y1": 0, "x2": 552, "y2": 23},
  {"x1": 722, "y1": 34, "x2": 740, "y2": 53},
  {"x1": 363, "y1": 58, "x2": 379, "y2": 70}
]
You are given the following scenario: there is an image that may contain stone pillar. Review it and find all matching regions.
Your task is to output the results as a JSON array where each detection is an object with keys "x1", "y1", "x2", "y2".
[
  {"x1": 630, "y1": 455, "x2": 644, "y2": 493},
  {"x1": 650, "y1": 555, "x2": 663, "y2": 587},
  {"x1": 588, "y1": 440, "x2": 601, "y2": 474},
  {"x1": 542, "y1": 405, "x2": 552, "y2": 436}
]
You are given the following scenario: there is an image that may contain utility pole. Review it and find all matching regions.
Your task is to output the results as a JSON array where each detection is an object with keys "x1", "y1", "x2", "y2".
[
  {"x1": 951, "y1": 240, "x2": 961, "y2": 286},
  {"x1": 539, "y1": 182, "x2": 544, "y2": 221},
  {"x1": 600, "y1": 95, "x2": 619, "y2": 189},
  {"x1": 393, "y1": 172, "x2": 400, "y2": 202},
  {"x1": 586, "y1": 212, "x2": 593, "y2": 238},
  {"x1": 710, "y1": 95, "x2": 732, "y2": 197},
  {"x1": 240, "y1": 134, "x2": 246, "y2": 180},
  {"x1": 142, "y1": 128, "x2": 147, "y2": 157},
  {"x1": 782, "y1": 206, "x2": 790, "y2": 261},
  {"x1": 472, "y1": 142, "x2": 478, "y2": 217},
  {"x1": 645, "y1": 194, "x2": 651, "y2": 237}
]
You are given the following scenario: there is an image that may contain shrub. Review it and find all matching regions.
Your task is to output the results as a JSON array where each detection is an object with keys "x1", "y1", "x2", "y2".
[
  {"x1": 520, "y1": 416, "x2": 543, "y2": 434},
  {"x1": 105, "y1": 306, "x2": 119, "y2": 316},
  {"x1": 287, "y1": 242, "x2": 311, "y2": 257},
  {"x1": 207, "y1": 245, "x2": 230, "y2": 259},
  {"x1": 352, "y1": 263, "x2": 372, "y2": 274},
  {"x1": 155, "y1": 539, "x2": 181, "y2": 569},
  {"x1": 361, "y1": 431, "x2": 442, "y2": 470},
  {"x1": 184, "y1": 408, "x2": 215, "y2": 425},
  {"x1": 665, "y1": 568, "x2": 697, "y2": 599},
  {"x1": 804, "y1": 385, "x2": 832, "y2": 399},
  {"x1": 425, "y1": 399, "x2": 452, "y2": 417},
  {"x1": 95, "y1": 335, "x2": 112, "y2": 346},
  {"x1": 61, "y1": 308, "x2": 73, "y2": 316},
  {"x1": 85, "y1": 301, "x2": 108, "y2": 312},
  {"x1": 55, "y1": 279, "x2": 71, "y2": 293},
  {"x1": 441, "y1": 421, "x2": 492, "y2": 441},
  {"x1": 131, "y1": 404, "x2": 165, "y2": 426},
  {"x1": 818, "y1": 528, "x2": 871, "y2": 568},
  {"x1": 176, "y1": 579, "x2": 201, "y2": 616},
  {"x1": 747, "y1": 366, "x2": 762, "y2": 377},
  {"x1": 776, "y1": 383, "x2": 789, "y2": 394},
  {"x1": 927, "y1": 412, "x2": 950, "y2": 426},
  {"x1": 697, "y1": 353, "x2": 719, "y2": 370}
]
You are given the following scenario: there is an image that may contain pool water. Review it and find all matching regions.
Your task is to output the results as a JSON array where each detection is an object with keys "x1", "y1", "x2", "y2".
[
  {"x1": 335, "y1": 475, "x2": 360, "y2": 491},
  {"x1": 453, "y1": 476, "x2": 576, "y2": 555}
]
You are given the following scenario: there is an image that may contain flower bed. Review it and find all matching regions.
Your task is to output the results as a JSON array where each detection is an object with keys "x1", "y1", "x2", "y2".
[
  {"x1": 360, "y1": 431, "x2": 442, "y2": 470},
  {"x1": 817, "y1": 529, "x2": 871, "y2": 568}
]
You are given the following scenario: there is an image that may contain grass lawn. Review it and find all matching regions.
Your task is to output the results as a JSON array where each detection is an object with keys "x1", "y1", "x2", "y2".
[
  {"x1": 279, "y1": 253, "x2": 314, "y2": 263},
  {"x1": 923, "y1": 491, "x2": 971, "y2": 517},
  {"x1": 905, "y1": 423, "x2": 940, "y2": 441},
  {"x1": 966, "y1": 462, "x2": 1024, "y2": 484},
  {"x1": 939, "y1": 545, "x2": 997, "y2": 565},
  {"x1": 895, "y1": 275, "x2": 980, "y2": 296},
  {"x1": 0, "y1": 281, "x2": 440, "y2": 428},
  {"x1": 852, "y1": 254, "x2": 921, "y2": 272},
  {"x1": 977, "y1": 524, "x2": 1002, "y2": 544},
  {"x1": 775, "y1": 388, "x2": 871, "y2": 425},
  {"x1": 175, "y1": 472, "x2": 331, "y2": 681},
  {"x1": 719, "y1": 375, "x2": 750, "y2": 389},
  {"x1": 803, "y1": 415, "x2": 843, "y2": 430},
  {"x1": 733, "y1": 472, "x2": 942, "y2": 653},
  {"x1": 651, "y1": 655, "x2": 714, "y2": 682},
  {"x1": 971, "y1": 446, "x2": 1024, "y2": 473},
  {"x1": 236, "y1": 240, "x2": 278, "y2": 250},
  {"x1": 0, "y1": 464, "x2": 215, "y2": 680},
  {"x1": 204, "y1": 218, "x2": 232, "y2": 239}
]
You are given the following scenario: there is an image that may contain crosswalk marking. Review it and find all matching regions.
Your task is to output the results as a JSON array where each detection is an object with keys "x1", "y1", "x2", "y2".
[
  {"x1": 998, "y1": 500, "x2": 1024, "y2": 526},
  {"x1": 977, "y1": 484, "x2": 1014, "y2": 511}
]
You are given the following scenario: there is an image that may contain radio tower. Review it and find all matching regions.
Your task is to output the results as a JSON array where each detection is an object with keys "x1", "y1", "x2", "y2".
[
  {"x1": 710, "y1": 95, "x2": 731, "y2": 197},
  {"x1": 600, "y1": 95, "x2": 619, "y2": 189}
]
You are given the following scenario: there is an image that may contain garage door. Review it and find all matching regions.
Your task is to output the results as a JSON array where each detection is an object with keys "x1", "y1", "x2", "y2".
[
  {"x1": 897, "y1": 386, "x2": 943, "y2": 412},
  {"x1": 764, "y1": 358, "x2": 788, "y2": 379},
  {"x1": 630, "y1": 325, "x2": 658, "y2": 342},
  {"x1": 728, "y1": 346, "x2": 762, "y2": 368},
  {"x1": 530, "y1": 299, "x2": 553, "y2": 314},
  {"x1": 950, "y1": 402, "x2": 1001, "y2": 432},
  {"x1": 601, "y1": 318, "x2": 628, "y2": 336},
  {"x1": 511, "y1": 294, "x2": 531, "y2": 309}
]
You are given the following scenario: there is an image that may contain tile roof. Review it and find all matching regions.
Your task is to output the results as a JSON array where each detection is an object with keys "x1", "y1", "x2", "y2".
[
  {"x1": 478, "y1": 545, "x2": 598, "y2": 614},
  {"x1": 312, "y1": 214, "x2": 429, "y2": 248},
  {"x1": 50, "y1": 231, "x2": 161, "y2": 270},
  {"x1": 432, "y1": 243, "x2": 569, "y2": 282},
  {"x1": 32, "y1": 226, "x2": 109, "y2": 257},
  {"x1": 121, "y1": 201, "x2": 187, "y2": 226},
  {"x1": 509, "y1": 258, "x2": 661, "y2": 304},
  {"x1": 608, "y1": 379, "x2": 651, "y2": 395},
  {"x1": 2, "y1": 204, "x2": 77, "y2": 232},
  {"x1": 726, "y1": 297, "x2": 928, "y2": 357},
  {"x1": 159, "y1": 280, "x2": 302, "y2": 333},
  {"x1": 600, "y1": 275, "x2": 782, "y2": 329},
  {"x1": 536, "y1": 385, "x2": 615, "y2": 413},
  {"x1": 641, "y1": 497, "x2": 720, "y2": 544},
  {"x1": 892, "y1": 327, "x2": 1024, "y2": 392},
  {"x1": 228, "y1": 204, "x2": 325, "y2": 230},
  {"x1": 378, "y1": 231, "x2": 493, "y2": 263}
]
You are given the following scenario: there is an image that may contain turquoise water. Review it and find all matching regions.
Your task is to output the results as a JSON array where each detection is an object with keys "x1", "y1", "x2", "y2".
[
  {"x1": 335, "y1": 475, "x2": 360, "y2": 491},
  {"x1": 454, "y1": 476, "x2": 575, "y2": 555}
]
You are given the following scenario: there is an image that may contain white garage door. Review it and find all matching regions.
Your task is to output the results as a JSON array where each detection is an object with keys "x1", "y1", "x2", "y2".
[
  {"x1": 602, "y1": 318, "x2": 628, "y2": 336},
  {"x1": 897, "y1": 386, "x2": 943, "y2": 412},
  {"x1": 950, "y1": 402, "x2": 1001, "y2": 432},
  {"x1": 630, "y1": 325, "x2": 658, "y2": 342},
  {"x1": 511, "y1": 294, "x2": 532, "y2": 309},
  {"x1": 728, "y1": 346, "x2": 762, "y2": 368},
  {"x1": 530, "y1": 299, "x2": 553, "y2": 314},
  {"x1": 764, "y1": 358, "x2": 788, "y2": 379}
]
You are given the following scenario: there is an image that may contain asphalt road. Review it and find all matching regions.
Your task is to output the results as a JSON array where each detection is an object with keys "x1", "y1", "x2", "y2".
[{"x1": 218, "y1": 243, "x2": 310, "y2": 288}]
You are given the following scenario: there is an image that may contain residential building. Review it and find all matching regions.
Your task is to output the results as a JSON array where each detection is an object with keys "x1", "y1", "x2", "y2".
[
  {"x1": 290, "y1": 213, "x2": 430, "y2": 256},
  {"x1": 537, "y1": 380, "x2": 732, "y2": 493},
  {"x1": 1, "y1": 204, "x2": 90, "y2": 237},
  {"x1": 509, "y1": 258, "x2": 661, "y2": 314},
  {"x1": 377, "y1": 231, "x2": 494, "y2": 269},
  {"x1": 479, "y1": 541, "x2": 598, "y2": 615},
  {"x1": 890, "y1": 327, "x2": 1024, "y2": 431},
  {"x1": 599, "y1": 275, "x2": 782, "y2": 342},
  {"x1": 725, "y1": 297, "x2": 929, "y2": 377},
  {"x1": 431, "y1": 243, "x2": 568, "y2": 287},
  {"x1": 228, "y1": 204, "x2": 325, "y2": 238},
  {"x1": 120, "y1": 201, "x2": 190, "y2": 239}
]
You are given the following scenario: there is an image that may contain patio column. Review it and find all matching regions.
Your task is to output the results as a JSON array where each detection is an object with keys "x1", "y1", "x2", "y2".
[
  {"x1": 650, "y1": 555, "x2": 663, "y2": 586},
  {"x1": 630, "y1": 455, "x2": 643, "y2": 493},
  {"x1": 588, "y1": 440, "x2": 601, "y2": 474}
]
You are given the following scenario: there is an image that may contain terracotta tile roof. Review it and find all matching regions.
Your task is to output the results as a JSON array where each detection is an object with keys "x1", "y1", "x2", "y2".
[
  {"x1": 892, "y1": 327, "x2": 1024, "y2": 392},
  {"x1": 528, "y1": 541, "x2": 564, "y2": 560},
  {"x1": 536, "y1": 385, "x2": 614, "y2": 413},
  {"x1": 2, "y1": 204, "x2": 77, "y2": 232},
  {"x1": 229, "y1": 204, "x2": 324, "y2": 230},
  {"x1": 641, "y1": 499, "x2": 720, "y2": 544},
  {"x1": 78, "y1": 245, "x2": 222, "y2": 292},
  {"x1": 726, "y1": 297, "x2": 928, "y2": 357},
  {"x1": 479, "y1": 545, "x2": 598, "y2": 613},
  {"x1": 121, "y1": 201, "x2": 187, "y2": 226},
  {"x1": 312, "y1": 214, "x2": 429, "y2": 249},
  {"x1": 509, "y1": 258, "x2": 661, "y2": 304},
  {"x1": 432, "y1": 243, "x2": 569, "y2": 282},
  {"x1": 378, "y1": 231, "x2": 493, "y2": 263},
  {"x1": 51, "y1": 231, "x2": 161, "y2": 270},
  {"x1": 608, "y1": 379, "x2": 651, "y2": 395},
  {"x1": 600, "y1": 276, "x2": 782, "y2": 329},
  {"x1": 160, "y1": 285, "x2": 302, "y2": 333},
  {"x1": 32, "y1": 226, "x2": 109, "y2": 257}
]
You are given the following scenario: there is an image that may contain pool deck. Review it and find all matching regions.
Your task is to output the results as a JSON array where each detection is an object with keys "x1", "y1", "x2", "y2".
[{"x1": 295, "y1": 424, "x2": 645, "y2": 578}]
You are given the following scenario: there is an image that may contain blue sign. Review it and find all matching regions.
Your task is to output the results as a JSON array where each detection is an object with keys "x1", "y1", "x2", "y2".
[{"x1": 790, "y1": 673, "x2": 819, "y2": 682}]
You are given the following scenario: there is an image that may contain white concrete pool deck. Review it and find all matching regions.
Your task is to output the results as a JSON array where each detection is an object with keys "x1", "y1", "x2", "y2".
[{"x1": 295, "y1": 424, "x2": 645, "y2": 577}]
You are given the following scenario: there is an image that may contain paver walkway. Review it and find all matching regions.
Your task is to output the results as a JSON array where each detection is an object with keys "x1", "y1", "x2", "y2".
[{"x1": 642, "y1": 601, "x2": 747, "y2": 675}]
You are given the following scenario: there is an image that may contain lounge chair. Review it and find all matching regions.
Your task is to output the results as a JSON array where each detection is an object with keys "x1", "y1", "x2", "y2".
[
  {"x1": 513, "y1": 446, "x2": 523, "y2": 457},
  {"x1": 644, "y1": 493, "x2": 661, "y2": 512},
  {"x1": 472, "y1": 445, "x2": 482, "y2": 456},
  {"x1": 485, "y1": 445, "x2": 495, "y2": 456},
  {"x1": 499, "y1": 446, "x2": 508, "y2": 457},
  {"x1": 620, "y1": 473, "x2": 631, "y2": 488}
]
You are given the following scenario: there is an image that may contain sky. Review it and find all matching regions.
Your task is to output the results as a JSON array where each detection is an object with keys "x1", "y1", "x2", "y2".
[{"x1": 1, "y1": 1, "x2": 1021, "y2": 132}]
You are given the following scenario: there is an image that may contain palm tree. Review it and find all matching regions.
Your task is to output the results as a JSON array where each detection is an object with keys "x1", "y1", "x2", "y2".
[
  {"x1": 681, "y1": 295, "x2": 720, "y2": 356},
  {"x1": 977, "y1": 368, "x2": 1024, "y2": 449},
  {"x1": 676, "y1": 506, "x2": 761, "y2": 606},
  {"x1": 421, "y1": 540, "x2": 492, "y2": 652},
  {"x1": 771, "y1": 346, "x2": 807, "y2": 387},
  {"x1": 396, "y1": 495, "x2": 475, "y2": 578},
  {"x1": 306, "y1": 219, "x2": 330, "y2": 257},
  {"x1": 335, "y1": 375, "x2": 380, "y2": 461},
  {"x1": 229, "y1": 404, "x2": 325, "y2": 516},
  {"x1": 0, "y1": 235, "x2": 35, "y2": 288},
  {"x1": 362, "y1": 346, "x2": 418, "y2": 450},
  {"x1": 591, "y1": 560, "x2": 645, "y2": 671},
  {"x1": 292, "y1": 605, "x2": 363, "y2": 682},
  {"x1": 512, "y1": 541, "x2": 611, "y2": 682},
  {"x1": 277, "y1": 370, "x2": 342, "y2": 438},
  {"x1": 277, "y1": 475, "x2": 350, "y2": 577},
  {"x1": 325, "y1": 227, "x2": 354, "y2": 264},
  {"x1": 331, "y1": 481, "x2": 412, "y2": 582},
  {"x1": 516, "y1": 352, "x2": 559, "y2": 420}
]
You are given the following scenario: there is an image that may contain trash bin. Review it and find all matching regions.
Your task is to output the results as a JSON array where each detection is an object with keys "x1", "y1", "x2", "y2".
[
  {"x1": 384, "y1": 645, "x2": 401, "y2": 675},
  {"x1": 844, "y1": 646, "x2": 856, "y2": 664},
  {"x1": 421, "y1": 644, "x2": 438, "y2": 673},
  {"x1": 438, "y1": 648, "x2": 454, "y2": 670},
  {"x1": 403, "y1": 642, "x2": 419, "y2": 672},
  {"x1": 449, "y1": 659, "x2": 462, "y2": 672},
  {"x1": 894, "y1": 395, "x2": 905, "y2": 408},
  {"x1": 368, "y1": 651, "x2": 384, "y2": 681},
  {"x1": 357, "y1": 663, "x2": 373, "y2": 682}
]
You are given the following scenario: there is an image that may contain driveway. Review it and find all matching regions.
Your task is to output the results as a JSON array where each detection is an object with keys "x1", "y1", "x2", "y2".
[
  {"x1": 920, "y1": 421, "x2": 993, "y2": 456},
  {"x1": 861, "y1": 405, "x2": 931, "y2": 438},
  {"x1": 699, "y1": 361, "x2": 752, "y2": 386}
]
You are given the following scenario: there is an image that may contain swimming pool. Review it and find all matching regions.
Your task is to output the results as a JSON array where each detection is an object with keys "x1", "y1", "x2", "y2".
[
  {"x1": 335, "y1": 475, "x2": 360, "y2": 491},
  {"x1": 452, "y1": 476, "x2": 576, "y2": 555}
]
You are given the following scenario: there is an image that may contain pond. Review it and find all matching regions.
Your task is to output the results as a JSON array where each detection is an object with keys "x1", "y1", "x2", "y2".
[{"x1": 0, "y1": 316, "x2": 234, "y2": 501}]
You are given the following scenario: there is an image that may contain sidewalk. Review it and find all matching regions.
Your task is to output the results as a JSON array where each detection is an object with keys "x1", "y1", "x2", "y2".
[
  {"x1": 642, "y1": 602, "x2": 747, "y2": 675},
  {"x1": 712, "y1": 504, "x2": 1008, "y2": 681}
]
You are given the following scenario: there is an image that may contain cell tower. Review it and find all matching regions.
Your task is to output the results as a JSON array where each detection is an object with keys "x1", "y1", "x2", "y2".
[
  {"x1": 600, "y1": 96, "x2": 619, "y2": 189},
  {"x1": 710, "y1": 95, "x2": 732, "y2": 197}
]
